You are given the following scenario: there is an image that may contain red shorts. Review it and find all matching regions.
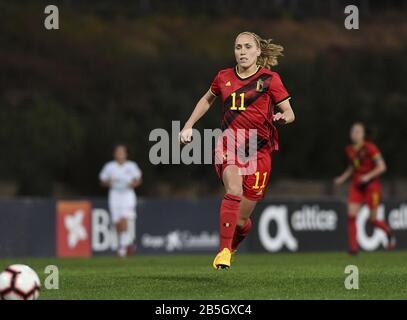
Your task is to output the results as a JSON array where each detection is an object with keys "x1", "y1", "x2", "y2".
[
  {"x1": 348, "y1": 181, "x2": 382, "y2": 210},
  {"x1": 215, "y1": 151, "x2": 272, "y2": 201}
]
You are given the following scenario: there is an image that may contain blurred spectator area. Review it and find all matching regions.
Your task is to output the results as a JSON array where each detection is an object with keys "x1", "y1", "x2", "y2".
[
  {"x1": 63, "y1": 0, "x2": 407, "y2": 17},
  {"x1": 1, "y1": 1, "x2": 407, "y2": 198},
  {"x1": 1, "y1": 179, "x2": 407, "y2": 200}
]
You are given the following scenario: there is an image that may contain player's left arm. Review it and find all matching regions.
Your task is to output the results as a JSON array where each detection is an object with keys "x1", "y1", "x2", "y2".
[
  {"x1": 129, "y1": 163, "x2": 143, "y2": 188},
  {"x1": 269, "y1": 72, "x2": 295, "y2": 125},
  {"x1": 273, "y1": 99, "x2": 295, "y2": 125},
  {"x1": 130, "y1": 177, "x2": 142, "y2": 188},
  {"x1": 361, "y1": 150, "x2": 387, "y2": 183}
]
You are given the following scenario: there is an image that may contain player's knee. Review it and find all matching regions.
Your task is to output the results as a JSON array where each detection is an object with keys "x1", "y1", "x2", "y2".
[
  {"x1": 115, "y1": 220, "x2": 125, "y2": 232},
  {"x1": 348, "y1": 205, "x2": 359, "y2": 217},
  {"x1": 226, "y1": 184, "x2": 243, "y2": 197},
  {"x1": 369, "y1": 214, "x2": 378, "y2": 222}
]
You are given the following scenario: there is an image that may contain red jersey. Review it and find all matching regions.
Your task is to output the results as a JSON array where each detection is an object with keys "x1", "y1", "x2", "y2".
[
  {"x1": 345, "y1": 141, "x2": 382, "y2": 185},
  {"x1": 210, "y1": 66, "x2": 290, "y2": 157}
]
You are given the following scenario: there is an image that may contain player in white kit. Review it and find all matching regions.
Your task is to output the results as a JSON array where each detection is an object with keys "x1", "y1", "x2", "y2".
[{"x1": 99, "y1": 144, "x2": 143, "y2": 257}]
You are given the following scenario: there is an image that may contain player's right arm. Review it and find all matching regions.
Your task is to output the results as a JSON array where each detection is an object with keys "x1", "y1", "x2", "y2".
[
  {"x1": 99, "y1": 163, "x2": 112, "y2": 188},
  {"x1": 179, "y1": 89, "x2": 217, "y2": 144},
  {"x1": 334, "y1": 165, "x2": 354, "y2": 186}
]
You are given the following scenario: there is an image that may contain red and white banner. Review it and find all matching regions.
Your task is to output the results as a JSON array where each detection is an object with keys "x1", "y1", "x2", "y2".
[{"x1": 56, "y1": 201, "x2": 91, "y2": 257}]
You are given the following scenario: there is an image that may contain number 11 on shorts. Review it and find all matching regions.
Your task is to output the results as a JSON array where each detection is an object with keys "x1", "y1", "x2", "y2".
[{"x1": 252, "y1": 171, "x2": 267, "y2": 189}]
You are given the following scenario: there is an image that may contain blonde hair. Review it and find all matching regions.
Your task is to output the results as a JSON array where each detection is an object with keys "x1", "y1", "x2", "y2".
[{"x1": 237, "y1": 31, "x2": 284, "y2": 69}]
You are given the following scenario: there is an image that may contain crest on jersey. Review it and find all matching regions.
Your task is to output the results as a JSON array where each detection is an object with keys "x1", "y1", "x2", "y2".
[{"x1": 256, "y1": 79, "x2": 264, "y2": 92}]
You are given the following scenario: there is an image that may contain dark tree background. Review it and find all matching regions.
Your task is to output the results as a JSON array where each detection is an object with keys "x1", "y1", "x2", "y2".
[{"x1": 0, "y1": 0, "x2": 406, "y2": 196}]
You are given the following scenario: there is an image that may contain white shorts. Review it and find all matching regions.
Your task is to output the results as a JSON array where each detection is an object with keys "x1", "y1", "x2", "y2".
[{"x1": 109, "y1": 205, "x2": 136, "y2": 224}]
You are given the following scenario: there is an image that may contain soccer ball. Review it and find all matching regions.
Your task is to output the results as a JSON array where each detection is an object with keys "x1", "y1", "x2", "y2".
[{"x1": 0, "y1": 264, "x2": 41, "y2": 300}]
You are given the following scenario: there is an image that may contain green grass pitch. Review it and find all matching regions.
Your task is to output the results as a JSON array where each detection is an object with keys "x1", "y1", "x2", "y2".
[{"x1": 1, "y1": 252, "x2": 407, "y2": 299}]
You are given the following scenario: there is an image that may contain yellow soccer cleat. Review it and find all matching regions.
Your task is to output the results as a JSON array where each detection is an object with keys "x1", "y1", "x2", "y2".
[{"x1": 212, "y1": 248, "x2": 232, "y2": 270}]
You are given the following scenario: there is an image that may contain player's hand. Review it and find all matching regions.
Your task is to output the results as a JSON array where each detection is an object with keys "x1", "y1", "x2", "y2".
[
  {"x1": 101, "y1": 180, "x2": 112, "y2": 188},
  {"x1": 179, "y1": 127, "x2": 193, "y2": 144},
  {"x1": 359, "y1": 174, "x2": 371, "y2": 184},
  {"x1": 333, "y1": 176, "x2": 344, "y2": 186},
  {"x1": 273, "y1": 112, "x2": 288, "y2": 124}
]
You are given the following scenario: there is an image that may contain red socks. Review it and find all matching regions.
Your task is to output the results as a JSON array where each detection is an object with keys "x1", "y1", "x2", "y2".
[
  {"x1": 348, "y1": 216, "x2": 391, "y2": 253},
  {"x1": 219, "y1": 194, "x2": 241, "y2": 251},
  {"x1": 371, "y1": 219, "x2": 391, "y2": 235},
  {"x1": 232, "y1": 218, "x2": 252, "y2": 251},
  {"x1": 348, "y1": 216, "x2": 358, "y2": 253}
]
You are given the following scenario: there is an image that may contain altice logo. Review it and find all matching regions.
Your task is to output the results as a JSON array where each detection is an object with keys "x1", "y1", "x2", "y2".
[{"x1": 148, "y1": 121, "x2": 260, "y2": 175}]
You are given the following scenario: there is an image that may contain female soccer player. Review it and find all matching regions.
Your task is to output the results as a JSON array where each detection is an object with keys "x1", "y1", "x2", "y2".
[
  {"x1": 99, "y1": 144, "x2": 143, "y2": 258},
  {"x1": 180, "y1": 32, "x2": 295, "y2": 269},
  {"x1": 334, "y1": 122, "x2": 395, "y2": 254}
]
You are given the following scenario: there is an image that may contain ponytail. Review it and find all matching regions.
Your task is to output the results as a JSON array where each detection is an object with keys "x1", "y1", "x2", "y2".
[{"x1": 238, "y1": 32, "x2": 284, "y2": 69}]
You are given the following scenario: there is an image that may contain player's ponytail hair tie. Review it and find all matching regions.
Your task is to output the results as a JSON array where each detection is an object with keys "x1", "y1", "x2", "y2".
[{"x1": 238, "y1": 31, "x2": 284, "y2": 69}]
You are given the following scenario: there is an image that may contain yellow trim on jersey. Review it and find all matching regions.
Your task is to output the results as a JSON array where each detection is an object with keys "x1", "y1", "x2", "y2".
[
  {"x1": 209, "y1": 88, "x2": 218, "y2": 97},
  {"x1": 276, "y1": 96, "x2": 291, "y2": 106},
  {"x1": 235, "y1": 65, "x2": 261, "y2": 79},
  {"x1": 372, "y1": 153, "x2": 382, "y2": 161}
]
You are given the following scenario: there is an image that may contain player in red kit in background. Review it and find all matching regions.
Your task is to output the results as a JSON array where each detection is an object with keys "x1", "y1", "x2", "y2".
[
  {"x1": 334, "y1": 122, "x2": 396, "y2": 255},
  {"x1": 180, "y1": 32, "x2": 295, "y2": 269}
]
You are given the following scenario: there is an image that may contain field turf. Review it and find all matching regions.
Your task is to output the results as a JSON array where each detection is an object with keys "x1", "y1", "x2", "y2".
[{"x1": 1, "y1": 251, "x2": 407, "y2": 299}]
